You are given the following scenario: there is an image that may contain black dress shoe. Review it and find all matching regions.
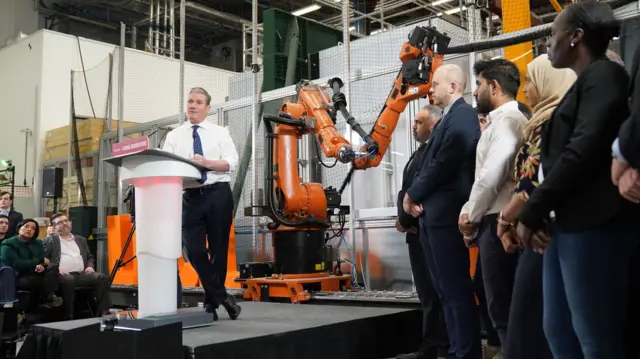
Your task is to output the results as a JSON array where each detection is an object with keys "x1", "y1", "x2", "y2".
[
  {"x1": 204, "y1": 304, "x2": 219, "y2": 321},
  {"x1": 222, "y1": 294, "x2": 241, "y2": 320}
]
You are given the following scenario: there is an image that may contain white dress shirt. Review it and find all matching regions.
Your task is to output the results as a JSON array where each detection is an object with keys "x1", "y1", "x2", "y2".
[
  {"x1": 461, "y1": 100, "x2": 526, "y2": 223},
  {"x1": 162, "y1": 120, "x2": 239, "y2": 187},
  {"x1": 59, "y1": 235, "x2": 85, "y2": 274}
]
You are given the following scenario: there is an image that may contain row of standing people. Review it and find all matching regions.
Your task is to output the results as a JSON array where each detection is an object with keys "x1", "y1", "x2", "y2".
[{"x1": 396, "y1": 1, "x2": 640, "y2": 359}]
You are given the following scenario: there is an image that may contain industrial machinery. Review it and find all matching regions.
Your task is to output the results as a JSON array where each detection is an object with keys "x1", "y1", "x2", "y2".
[{"x1": 242, "y1": 25, "x2": 451, "y2": 303}]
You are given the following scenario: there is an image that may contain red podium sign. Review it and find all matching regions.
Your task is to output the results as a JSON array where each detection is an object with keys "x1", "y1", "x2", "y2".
[{"x1": 111, "y1": 136, "x2": 150, "y2": 156}]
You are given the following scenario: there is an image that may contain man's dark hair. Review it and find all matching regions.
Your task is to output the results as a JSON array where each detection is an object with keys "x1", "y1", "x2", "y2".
[
  {"x1": 518, "y1": 101, "x2": 532, "y2": 119},
  {"x1": 0, "y1": 191, "x2": 12, "y2": 200},
  {"x1": 0, "y1": 214, "x2": 8, "y2": 223},
  {"x1": 50, "y1": 212, "x2": 67, "y2": 225},
  {"x1": 563, "y1": 0, "x2": 619, "y2": 57},
  {"x1": 473, "y1": 59, "x2": 521, "y2": 99}
]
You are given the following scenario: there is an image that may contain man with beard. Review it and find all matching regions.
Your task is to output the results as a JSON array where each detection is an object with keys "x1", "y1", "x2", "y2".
[
  {"x1": 396, "y1": 105, "x2": 448, "y2": 359},
  {"x1": 458, "y1": 59, "x2": 526, "y2": 355}
]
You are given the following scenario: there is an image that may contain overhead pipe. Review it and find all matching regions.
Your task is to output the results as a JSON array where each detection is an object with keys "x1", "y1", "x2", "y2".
[
  {"x1": 184, "y1": 1, "x2": 251, "y2": 26},
  {"x1": 316, "y1": 0, "x2": 395, "y2": 29}
]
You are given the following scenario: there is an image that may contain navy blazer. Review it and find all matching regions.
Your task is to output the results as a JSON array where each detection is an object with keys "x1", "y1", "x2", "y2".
[{"x1": 406, "y1": 98, "x2": 480, "y2": 227}]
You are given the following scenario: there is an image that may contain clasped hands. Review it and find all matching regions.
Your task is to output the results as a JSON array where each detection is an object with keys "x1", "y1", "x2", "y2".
[
  {"x1": 612, "y1": 158, "x2": 640, "y2": 203},
  {"x1": 402, "y1": 193, "x2": 423, "y2": 218},
  {"x1": 458, "y1": 213, "x2": 478, "y2": 248}
]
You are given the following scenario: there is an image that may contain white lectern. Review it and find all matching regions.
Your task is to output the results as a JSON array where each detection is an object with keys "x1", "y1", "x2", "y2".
[{"x1": 103, "y1": 148, "x2": 207, "y2": 319}]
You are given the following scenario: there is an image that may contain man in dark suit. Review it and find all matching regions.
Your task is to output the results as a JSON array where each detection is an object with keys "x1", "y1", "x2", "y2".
[
  {"x1": 396, "y1": 105, "x2": 448, "y2": 359},
  {"x1": 403, "y1": 64, "x2": 482, "y2": 359},
  {"x1": 0, "y1": 191, "x2": 23, "y2": 237},
  {"x1": 43, "y1": 212, "x2": 111, "y2": 319}
]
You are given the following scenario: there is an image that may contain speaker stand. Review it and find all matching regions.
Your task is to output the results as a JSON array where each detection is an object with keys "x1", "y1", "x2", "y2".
[{"x1": 53, "y1": 197, "x2": 58, "y2": 213}]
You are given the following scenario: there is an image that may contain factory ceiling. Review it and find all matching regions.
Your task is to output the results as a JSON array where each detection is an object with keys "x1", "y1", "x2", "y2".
[{"x1": 36, "y1": 0, "x2": 634, "y2": 66}]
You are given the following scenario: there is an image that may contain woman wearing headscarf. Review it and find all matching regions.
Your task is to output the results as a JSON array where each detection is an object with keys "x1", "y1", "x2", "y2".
[
  {"x1": 515, "y1": 1, "x2": 638, "y2": 358},
  {"x1": 496, "y1": 53, "x2": 576, "y2": 359},
  {"x1": 0, "y1": 219, "x2": 62, "y2": 309}
]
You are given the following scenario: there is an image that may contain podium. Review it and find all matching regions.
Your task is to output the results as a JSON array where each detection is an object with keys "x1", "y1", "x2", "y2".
[{"x1": 103, "y1": 148, "x2": 209, "y2": 322}]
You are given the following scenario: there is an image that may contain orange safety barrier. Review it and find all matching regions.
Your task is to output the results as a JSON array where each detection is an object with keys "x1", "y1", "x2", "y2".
[
  {"x1": 107, "y1": 215, "x2": 137, "y2": 285},
  {"x1": 106, "y1": 214, "x2": 241, "y2": 288},
  {"x1": 469, "y1": 246, "x2": 479, "y2": 278}
]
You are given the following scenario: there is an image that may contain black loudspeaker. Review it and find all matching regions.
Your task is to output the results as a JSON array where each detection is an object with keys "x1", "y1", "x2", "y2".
[
  {"x1": 69, "y1": 206, "x2": 98, "y2": 259},
  {"x1": 42, "y1": 167, "x2": 63, "y2": 198}
]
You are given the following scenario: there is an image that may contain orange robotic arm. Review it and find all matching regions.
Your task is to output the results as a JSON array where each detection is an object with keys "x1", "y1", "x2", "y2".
[
  {"x1": 339, "y1": 26, "x2": 451, "y2": 170},
  {"x1": 256, "y1": 26, "x2": 451, "y2": 229}
]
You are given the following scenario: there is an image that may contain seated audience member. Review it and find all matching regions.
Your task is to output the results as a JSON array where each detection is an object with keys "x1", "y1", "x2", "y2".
[
  {"x1": 0, "y1": 219, "x2": 62, "y2": 309},
  {"x1": 0, "y1": 214, "x2": 9, "y2": 243},
  {"x1": 0, "y1": 215, "x2": 16, "y2": 304},
  {"x1": 0, "y1": 191, "x2": 23, "y2": 237},
  {"x1": 44, "y1": 213, "x2": 111, "y2": 320}
]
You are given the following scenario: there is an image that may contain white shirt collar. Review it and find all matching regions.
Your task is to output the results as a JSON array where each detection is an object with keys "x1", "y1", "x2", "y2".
[
  {"x1": 186, "y1": 119, "x2": 213, "y2": 130},
  {"x1": 487, "y1": 100, "x2": 519, "y2": 123}
]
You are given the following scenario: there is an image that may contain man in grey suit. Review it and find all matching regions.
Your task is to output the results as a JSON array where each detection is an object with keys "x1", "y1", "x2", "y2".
[{"x1": 44, "y1": 212, "x2": 111, "y2": 319}]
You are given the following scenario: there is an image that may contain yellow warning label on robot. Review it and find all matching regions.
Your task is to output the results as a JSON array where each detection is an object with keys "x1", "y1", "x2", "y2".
[{"x1": 88, "y1": 234, "x2": 94, "y2": 241}]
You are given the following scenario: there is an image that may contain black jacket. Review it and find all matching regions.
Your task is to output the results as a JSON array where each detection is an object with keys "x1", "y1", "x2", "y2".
[
  {"x1": 406, "y1": 98, "x2": 480, "y2": 227},
  {"x1": 518, "y1": 58, "x2": 634, "y2": 231},
  {"x1": 6, "y1": 211, "x2": 23, "y2": 238},
  {"x1": 397, "y1": 143, "x2": 428, "y2": 238},
  {"x1": 619, "y1": 43, "x2": 640, "y2": 168}
]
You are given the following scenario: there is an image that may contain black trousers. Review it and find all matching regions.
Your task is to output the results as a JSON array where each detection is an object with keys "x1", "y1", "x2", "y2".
[
  {"x1": 17, "y1": 269, "x2": 59, "y2": 308},
  {"x1": 420, "y1": 220, "x2": 482, "y2": 359},
  {"x1": 504, "y1": 248, "x2": 552, "y2": 359},
  {"x1": 472, "y1": 256, "x2": 501, "y2": 347},
  {"x1": 477, "y1": 213, "x2": 518, "y2": 345},
  {"x1": 59, "y1": 272, "x2": 111, "y2": 319},
  {"x1": 181, "y1": 182, "x2": 234, "y2": 308},
  {"x1": 407, "y1": 233, "x2": 449, "y2": 354}
]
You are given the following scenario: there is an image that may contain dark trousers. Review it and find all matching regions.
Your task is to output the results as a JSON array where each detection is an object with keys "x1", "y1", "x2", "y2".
[
  {"x1": 17, "y1": 269, "x2": 59, "y2": 308},
  {"x1": 182, "y1": 182, "x2": 234, "y2": 308},
  {"x1": 472, "y1": 257, "x2": 501, "y2": 347},
  {"x1": 477, "y1": 214, "x2": 518, "y2": 345},
  {"x1": 59, "y1": 272, "x2": 111, "y2": 319},
  {"x1": 503, "y1": 248, "x2": 551, "y2": 359},
  {"x1": 544, "y1": 217, "x2": 639, "y2": 359},
  {"x1": 420, "y1": 219, "x2": 482, "y2": 359},
  {"x1": 407, "y1": 233, "x2": 449, "y2": 355}
]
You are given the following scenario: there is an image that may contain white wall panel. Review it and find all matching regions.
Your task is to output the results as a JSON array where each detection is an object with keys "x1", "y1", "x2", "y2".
[
  {"x1": 110, "y1": 49, "x2": 235, "y2": 123},
  {"x1": 0, "y1": 32, "x2": 43, "y2": 187}
]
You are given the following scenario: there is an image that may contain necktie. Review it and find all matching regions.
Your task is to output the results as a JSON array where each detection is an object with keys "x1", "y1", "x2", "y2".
[{"x1": 192, "y1": 125, "x2": 207, "y2": 184}]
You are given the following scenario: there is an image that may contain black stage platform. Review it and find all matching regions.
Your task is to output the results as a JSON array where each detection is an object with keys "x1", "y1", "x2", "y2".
[
  {"x1": 19, "y1": 301, "x2": 422, "y2": 359},
  {"x1": 183, "y1": 301, "x2": 422, "y2": 359}
]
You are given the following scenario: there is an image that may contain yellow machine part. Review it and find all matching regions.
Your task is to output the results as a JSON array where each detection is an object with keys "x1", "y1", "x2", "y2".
[{"x1": 501, "y1": 0, "x2": 534, "y2": 105}]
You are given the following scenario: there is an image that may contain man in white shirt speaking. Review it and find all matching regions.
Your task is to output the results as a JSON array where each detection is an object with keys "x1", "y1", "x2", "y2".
[
  {"x1": 458, "y1": 59, "x2": 526, "y2": 351},
  {"x1": 162, "y1": 87, "x2": 241, "y2": 321}
]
